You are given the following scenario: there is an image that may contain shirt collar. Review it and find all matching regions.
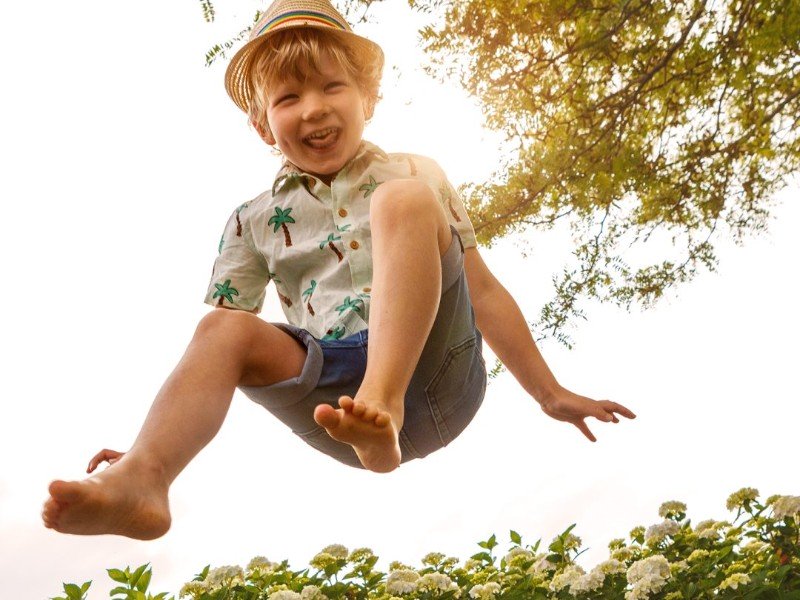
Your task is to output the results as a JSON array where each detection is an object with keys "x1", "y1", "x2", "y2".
[{"x1": 271, "y1": 141, "x2": 389, "y2": 196}]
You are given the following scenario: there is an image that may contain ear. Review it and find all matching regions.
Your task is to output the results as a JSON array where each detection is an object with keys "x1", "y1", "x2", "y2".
[
  {"x1": 251, "y1": 119, "x2": 276, "y2": 146},
  {"x1": 362, "y1": 96, "x2": 375, "y2": 121}
]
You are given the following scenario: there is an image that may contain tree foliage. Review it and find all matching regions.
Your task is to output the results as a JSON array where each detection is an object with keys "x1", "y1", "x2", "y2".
[
  {"x1": 419, "y1": 0, "x2": 800, "y2": 344},
  {"x1": 200, "y1": 0, "x2": 800, "y2": 345}
]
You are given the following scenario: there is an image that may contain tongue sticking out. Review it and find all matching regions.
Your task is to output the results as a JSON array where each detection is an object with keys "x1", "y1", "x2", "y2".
[{"x1": 305, "y1": 129, "x2": 339, "y2": 149}]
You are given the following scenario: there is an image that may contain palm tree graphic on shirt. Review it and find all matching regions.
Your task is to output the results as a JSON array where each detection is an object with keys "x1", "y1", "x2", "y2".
[
  {"x1": 302, "y1": 280, "x2": 317, "y2": 316},
  {"x1": 359, "y1": 176, "x2": 381, "y2": 199},
  {"x1": 213, "y1": 279, "x2": 239, "y2": 307},
  {"x1": 319, "y1": 233, "x2": 344, "y2": 261},
  {"x1": 269, "y1": 272, "x2": 292, "y2": 307},
  {"x1": 323, "y1": 325, "x2": 346, "y2": 341},
  {"x1": 268, "y1": 206, "x2": 296, "y2": 247},
  {"x1": 335, "y1": 296, "x2": 364, "y2": 315},
  {"x1": 439, "y1": 183, "x2": 462, "y2": 222}
]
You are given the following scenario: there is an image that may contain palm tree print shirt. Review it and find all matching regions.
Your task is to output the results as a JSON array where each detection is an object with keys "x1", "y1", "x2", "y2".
[{"x1": 205, "y1": 142, "x2": 477, "y2": 340}]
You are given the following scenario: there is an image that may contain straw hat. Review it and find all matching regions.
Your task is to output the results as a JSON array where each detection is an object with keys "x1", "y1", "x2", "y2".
[{"x1": 225, "y1": 0, "x2": 384, "y2": 114}]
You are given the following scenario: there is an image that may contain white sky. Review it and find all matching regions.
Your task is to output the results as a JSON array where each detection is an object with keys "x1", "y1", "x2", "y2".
[{"x1": 1, "y1": 1, "x2": 798, "y2": 598}]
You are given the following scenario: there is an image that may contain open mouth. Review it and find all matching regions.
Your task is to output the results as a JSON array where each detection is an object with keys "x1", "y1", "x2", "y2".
[{"x1": 303, "y1": 127, "x2": 339, "y2": 149}]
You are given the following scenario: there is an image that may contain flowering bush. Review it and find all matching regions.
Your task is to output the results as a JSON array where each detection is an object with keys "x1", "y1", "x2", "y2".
[{"x1": 53, "y1": 489, "x2": 799, "y2": 600}]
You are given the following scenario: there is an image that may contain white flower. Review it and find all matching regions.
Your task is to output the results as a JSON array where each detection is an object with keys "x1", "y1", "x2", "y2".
[
  {"x1": 247, "y1": 556, "x2": 277, "y2": 574},
  {"x1": 670, "y1": 561, "x2": 688, "y2": 575},
  {"x1": 564, "y1": 533, "x2": 583, "y2": 550},
  {"x1": 719, "y1": 573, "x2": 751, "y2": 591},
  {"x1": 464, "y1": 558, "x2": 482, "y2": 571},
  {"x1": 698, "y1": 528, "x2": 719, "y2": 540},
  {"x1": 385, "y1": 569, "x2": 420, "y2": 595},
  {"x1": 179, "y1": 581, "x2": 208, "y2": 598},
  {"x1": 658, "y1": 501, "x2": 687, "y2": 519},
  {"x1": 550, "y1": 565, "x2": 585, "y2": 592},
  {"x1": 469, "y1": 582, "x2": 501, "y2": 599},
  {"x1": 726, "y1": 487, "x2": 759, "y2": 511},
  {"x1": 612, "y1": 546, "x2": 636, "y2": 562},
  {"x1": 300, "y1": 585, "x2": 327, "y2": 600},
  {"x1": 772, "y1": 496, "x2": 800, "y2": 520},
  {"x1": 687, "y1": 549, "x2": 709, "y2": 563},
  {"x1": 693, "y1": 519, "x2": 715, "y2": 532},
  {"x1": 268, "y1": 591, "x2": 301, "y2": 600},
  {"x1": 320, "y1": 544, "x2": 349, "y2": 559},
  {"x1": 645, "y1": 520, "x2": 679, "y2": 545},
  {"x1": 596, "y1": 559, "x2": 627, "y2": 575},
  {"x1": 348, "y1": 547, "x2": 374, "y2": 563},
  {"x1": 625, "y1": 556, "x2": 671, "y2": 599},
  {"x1": 504, "y1": 547, "x2": 533, "y2": 566},
  {"x1": 205, "y1": 565, "x2": 244, "y2": 590},
  {"x1": 417, "y1": 572, "x2": 459, "y2": 594},
  {"x1": 742, "y1": 539, "x2": 769, "y2": 554},
  {"x1": 529, "y1": 553, "x2": 557, "y2": 574},
  {"x1": 570, "y1": 569, "x2": 606, "y2": 594}
]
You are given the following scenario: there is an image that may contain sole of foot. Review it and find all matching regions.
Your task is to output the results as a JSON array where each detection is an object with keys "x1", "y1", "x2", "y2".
[
  {"x1": 42, "y1": 460, "x2": 171, "y2": 540},
  {"x1": 314, "y1": 399, "x2": 401, "y2": 473}
]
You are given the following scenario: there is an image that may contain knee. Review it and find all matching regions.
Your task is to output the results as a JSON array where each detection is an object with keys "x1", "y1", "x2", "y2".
[
  {"x1": 370, "y1": 179, "x2": 442, "y2": 230},
  {"x1": 195, "y1": 308, "x2": 258, "y2": 344}
]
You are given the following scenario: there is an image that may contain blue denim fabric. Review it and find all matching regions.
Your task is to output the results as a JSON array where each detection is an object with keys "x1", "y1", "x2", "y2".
[{"x1": 239, "y1": 227, "x2": 487, "y2": 468}]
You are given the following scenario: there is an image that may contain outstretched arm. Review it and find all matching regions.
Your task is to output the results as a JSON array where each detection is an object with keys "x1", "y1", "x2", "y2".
[{"x1": 463, "y1": 247, "x2": 635, "y2": 441}]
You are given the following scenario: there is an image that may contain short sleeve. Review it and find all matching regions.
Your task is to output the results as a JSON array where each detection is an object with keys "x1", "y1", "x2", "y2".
[
  {"x1": 421, "y1": 158, "x2": 478, "y2": 249},
  {"x1": 205, "y1": 204, "x2": 270, "y2": 312}
]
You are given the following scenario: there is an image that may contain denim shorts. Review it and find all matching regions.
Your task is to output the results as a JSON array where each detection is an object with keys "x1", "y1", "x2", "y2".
[{"x1": 239, "y1": 227, "x2": 487, "y2": 468}]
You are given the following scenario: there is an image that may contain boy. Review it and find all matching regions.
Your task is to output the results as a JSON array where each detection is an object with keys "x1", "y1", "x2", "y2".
[{"x1": 42, "y1": 0, "x2": 634, "y2": 540}]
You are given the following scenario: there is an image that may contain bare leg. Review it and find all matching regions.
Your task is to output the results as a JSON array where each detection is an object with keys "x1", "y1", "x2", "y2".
[
  {"x1": 42, "y1": 310, "x2": 306, "y2": 539},
  {"x1": 314, "y1": 179, "x2": 452, "y2": 473}
]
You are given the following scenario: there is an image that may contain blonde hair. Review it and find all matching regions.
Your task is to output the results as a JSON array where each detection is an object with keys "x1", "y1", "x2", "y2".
[{"x1": 245, "y1": 28, "x2": 383, "y2": 134}]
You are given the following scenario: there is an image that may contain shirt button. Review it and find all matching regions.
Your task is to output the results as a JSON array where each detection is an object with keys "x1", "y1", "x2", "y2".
[
  {"x1": 350, "y1": 240, "x2": 360, "y2": 250},
  {"x1": 338, "y1": 208, "x2": 348, "y2": 217},
  {"x1": 362, "y1": 287, "x2": 371, "y2": 293}
]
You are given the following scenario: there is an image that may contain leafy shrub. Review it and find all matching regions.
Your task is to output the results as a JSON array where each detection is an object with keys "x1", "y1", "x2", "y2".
[{"x1": 53, "y1": 489, "x2": 799, "y2": 600}]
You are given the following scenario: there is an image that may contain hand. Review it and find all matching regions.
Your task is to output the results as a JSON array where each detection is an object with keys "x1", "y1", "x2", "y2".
[
  {"x1": 539, "y1": 387, "x2": 635, "y2": 442},
  {"x1": 87, "y1": 448, "x2": 125, "y2": 473}
]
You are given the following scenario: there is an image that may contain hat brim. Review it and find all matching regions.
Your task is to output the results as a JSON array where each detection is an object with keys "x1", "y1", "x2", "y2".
[{"x1": 224, "y1": 23, "x2": 383, "y2": 114}]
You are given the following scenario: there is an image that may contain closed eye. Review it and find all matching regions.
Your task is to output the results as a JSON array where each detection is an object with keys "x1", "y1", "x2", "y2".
[
  {"x1": 325, "y1": 81, "x2": 347, "y2": 92},
  {"x1": 273, "y1": 93, "x2": 298, "y2": 105}
]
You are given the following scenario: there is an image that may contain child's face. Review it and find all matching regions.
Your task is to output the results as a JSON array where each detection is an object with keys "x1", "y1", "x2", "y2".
[{"x1": 261, "y1": 53, "x2": 367, "y2": 184}]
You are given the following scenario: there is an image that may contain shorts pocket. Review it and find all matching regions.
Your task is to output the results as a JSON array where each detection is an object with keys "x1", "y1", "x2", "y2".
[{"x1": 424, "y1": 334, "x2": 486, "y2": 446}]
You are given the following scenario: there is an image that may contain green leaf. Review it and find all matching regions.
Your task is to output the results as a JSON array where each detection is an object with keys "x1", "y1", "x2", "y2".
[
  {"x1": 110, "y1": 586, "x2": 129, "y2": 597},
  {"x1": 108, "y1": 569, "x2": 129, "y2": 584},
  {"x1": 546, "y1": 554, "x2": 563, "y2": 563},
  {"x1": 63, "y1": 584, "x2": 83, "y2": 600},
  {"x1": 135, "y1": 568, "x2": 151, "y2": 592},
  {"x1": 470, "y1": 552, "x2": 492, "y2": 562},
  {"x1": 80, "y1": 581, "x2": 92, "y2": 594},
  {"x1": 510, "y1": 530, "x2": 522, "y2": 545},
  {"x1": 130, "y1": 564, "x2": 149, "y2": 588}
]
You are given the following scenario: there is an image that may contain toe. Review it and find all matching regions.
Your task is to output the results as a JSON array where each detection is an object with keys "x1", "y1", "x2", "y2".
[
  {"x1": 338, "y1": 396, "x2": 355, "y2": 412},
  {"x1": 374, "y1": 412, "x2": 391, "y2": 427},
  {"x1": 314, "y1": 404, "x2": 341, "y2": 429},
  {"x1": 360, "y1": 405, "x2": 375, "y2": 421},
  {"x1": 48, "y1": 480, "x2": 82, "y2": 503}
]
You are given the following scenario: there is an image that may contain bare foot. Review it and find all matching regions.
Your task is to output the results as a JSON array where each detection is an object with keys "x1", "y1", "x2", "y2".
[
  {"x1": 42, "y1": 454, "x2": 171, "y2": 540},
  {"x1": 314, "y1": 396, "x2": 402, "y2": 473}
]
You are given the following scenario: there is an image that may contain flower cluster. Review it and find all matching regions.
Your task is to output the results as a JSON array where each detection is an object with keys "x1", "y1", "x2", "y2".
[{"x1": 53, "y1": 488, "x2": 798, "y2": 600}]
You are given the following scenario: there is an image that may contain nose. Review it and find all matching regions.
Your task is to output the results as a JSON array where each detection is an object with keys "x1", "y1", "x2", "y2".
[{"x1": 301, "y1": 92, "x2": 330, "y2": 121}]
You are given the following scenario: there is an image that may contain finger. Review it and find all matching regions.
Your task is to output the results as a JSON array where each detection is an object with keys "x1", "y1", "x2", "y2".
[
  {"x1": 600, "y1": 401, "x2": 636, "y2": 419},
  {"x1": 87, "y1": 449, "x2": 123, "y2": 473},
  {"x1": 575, "y1": 420, "x2": 597, "y2": 442}
]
